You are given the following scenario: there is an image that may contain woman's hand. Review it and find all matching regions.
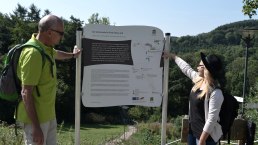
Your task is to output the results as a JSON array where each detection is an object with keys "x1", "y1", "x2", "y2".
[{"x1": 163, "y1": 51, "x2": 176, "y2": 60}]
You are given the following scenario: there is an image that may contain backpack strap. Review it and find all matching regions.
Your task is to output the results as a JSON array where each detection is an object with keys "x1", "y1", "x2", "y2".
[{"x1": 21, "y1": 42, "x2": 54, "y2": 70}]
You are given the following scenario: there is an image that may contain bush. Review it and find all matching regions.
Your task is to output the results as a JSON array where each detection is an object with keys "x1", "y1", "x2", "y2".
[
  {"x1": 128, "y1": 106, "x2": 162, "y2": 122},
  {"x1": 169, "y1": 115, "x2": 184, "y2": 140},
  {"x1": 84, "y1": 113, "x2": 106, "y2": 124},
  {"x1": 123, "y1": 119, "x2": 186, "y2": 145},
  {"x1": 128, "y1": 106, "x2": 149, "y2": 121}
]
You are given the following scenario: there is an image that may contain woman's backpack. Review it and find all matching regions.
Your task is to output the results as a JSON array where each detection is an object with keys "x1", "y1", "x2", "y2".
[{"x1": 208, "y1": 89, "x2": 239, "y2": 144}]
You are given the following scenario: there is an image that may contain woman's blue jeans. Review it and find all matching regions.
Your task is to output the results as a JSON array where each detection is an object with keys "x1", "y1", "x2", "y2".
[
  {"x1": 187, "y1": 133, "x2": 196, "y2": 145},
  {"x1": 196, "y1": 138, "x2": 217, "y2": 145},
  {"x1": 188, "y1": 133, "x2": 217, "y2": 145}
]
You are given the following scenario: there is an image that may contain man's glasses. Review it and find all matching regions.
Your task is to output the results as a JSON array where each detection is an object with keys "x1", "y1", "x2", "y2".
[{"x1": 50, "y1": 29, "x2": 64, "y2": 36}]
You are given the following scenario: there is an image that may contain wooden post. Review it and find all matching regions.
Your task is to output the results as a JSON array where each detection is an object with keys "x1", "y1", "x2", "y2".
[{"x1": 181, "y1": 115, "x2": 189, "y2": 143}]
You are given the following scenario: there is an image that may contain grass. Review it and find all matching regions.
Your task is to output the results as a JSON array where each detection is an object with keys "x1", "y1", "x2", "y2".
[
  {"x1": 0, "y1": 122, "x2": 126, "y2": 145},
  {"x1": 120, "y1": 122, "x2": 184, "y2": 145},
  {"x1": 57, "y1": 123, "x2": 126, "y2": 145},
  {"x1": 0, "y1": 123, "x2": 23, "y2": 145}
]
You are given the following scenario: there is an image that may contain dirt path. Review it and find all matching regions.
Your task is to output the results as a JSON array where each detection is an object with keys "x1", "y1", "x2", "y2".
[{"x1": 105, "y1": 125, "x2": 137, "y2": 145}]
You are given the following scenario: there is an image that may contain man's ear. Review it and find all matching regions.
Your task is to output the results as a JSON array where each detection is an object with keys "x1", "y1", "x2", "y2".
[{"x1": 46, "y1": 29, "x2": 52, "y2": 37}]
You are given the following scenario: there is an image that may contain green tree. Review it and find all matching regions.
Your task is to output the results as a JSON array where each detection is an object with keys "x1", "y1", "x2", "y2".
[
  {"x1": 27, "y1": 4, "x2": 41, "y2": 22},
  {"x1": 88, "y1": 13, "x2": 110, "y2": 25},
  {"x1": 42, "y1": 9, "x2": 51, "y2": 16},
  {"x1": 12, "y1": 3, "x2": 27, "y2": 20},
  {"x1": 0, "y1": 13, "x2": 12, "y2": 54},
  {"x1": 10, "y1": 4, "x2": 37, "y2": 44},
  {"x1": 243, "y1": 0, "x2": 258, "y2": 18}
]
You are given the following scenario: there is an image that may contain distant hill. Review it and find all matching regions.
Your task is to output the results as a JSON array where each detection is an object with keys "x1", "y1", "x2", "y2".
[
  {"x1": 214, "y1": 19, "x2": 258, "y2": 31},
  {"x1": 171, "y1": 19, "x2": 258, "y2": 52}
]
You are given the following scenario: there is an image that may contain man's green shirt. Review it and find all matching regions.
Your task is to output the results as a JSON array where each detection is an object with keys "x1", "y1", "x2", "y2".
[{"x1": 17, "y1": 34, "x2": 57, "y2": 123}]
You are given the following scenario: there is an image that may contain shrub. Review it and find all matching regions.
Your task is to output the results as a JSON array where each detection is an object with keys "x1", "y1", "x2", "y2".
[{"x1": 84, "y1": 113, "x2": 106, "y2": 124}]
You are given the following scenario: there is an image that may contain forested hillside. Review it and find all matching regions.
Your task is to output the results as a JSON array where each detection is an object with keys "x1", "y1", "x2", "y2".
[{"x1": 0, "y1": 4, "x2": 257, "y2": 124}]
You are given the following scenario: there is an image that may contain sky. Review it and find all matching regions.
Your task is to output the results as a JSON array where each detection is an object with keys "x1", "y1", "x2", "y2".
[{"x1": 0, "y1": 0, "x2": 257, "y2": 37}]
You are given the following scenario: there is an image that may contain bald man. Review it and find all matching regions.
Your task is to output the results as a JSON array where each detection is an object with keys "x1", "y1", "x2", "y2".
[{"x1": 16, "y1": 14, "x2": 80, "y2": 145}]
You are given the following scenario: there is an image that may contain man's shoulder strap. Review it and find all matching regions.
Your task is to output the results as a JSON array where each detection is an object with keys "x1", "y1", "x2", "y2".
[
  {"x1": 22, "y1": 41, "x2": 45, "y2": 55},
  {"x1": 21, "y1": 41, "x2": 53, "y2": 68}
]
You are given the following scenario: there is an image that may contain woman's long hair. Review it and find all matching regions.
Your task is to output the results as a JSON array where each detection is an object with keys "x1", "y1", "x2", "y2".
[{"x1": 192, "y1": 69, "x2": 222, "y2": 99}]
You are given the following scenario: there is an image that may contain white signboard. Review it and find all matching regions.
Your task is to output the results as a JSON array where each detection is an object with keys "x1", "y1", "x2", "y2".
[{"x1": 81, "y1": 24, "x2": 164, "y2": 107}]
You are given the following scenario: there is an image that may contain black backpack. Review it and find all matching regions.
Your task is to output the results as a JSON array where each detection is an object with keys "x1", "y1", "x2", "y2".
[{"x1": 218, "y1": 92, "x2": 239, "y2": 143}]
